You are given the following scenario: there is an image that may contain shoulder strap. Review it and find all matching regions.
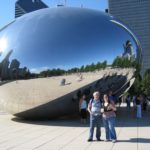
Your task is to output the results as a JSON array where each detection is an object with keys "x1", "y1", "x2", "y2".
[
  {"x1": 90, "y1": 99, "x2": 102, "y2": 105},
  {"x1": 91, "y1": 99, "x2": 93, "y2": 104}
]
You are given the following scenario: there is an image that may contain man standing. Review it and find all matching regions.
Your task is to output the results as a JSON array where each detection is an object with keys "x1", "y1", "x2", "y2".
[{"x1": 87, "y1": 91, "x2": 102, "y2": 142}]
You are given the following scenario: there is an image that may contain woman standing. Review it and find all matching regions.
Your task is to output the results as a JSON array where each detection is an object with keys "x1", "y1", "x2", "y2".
[
  {"x1": 79, "y1": 94, "x2": 87, "y2": 124},
  {"x1": 102, "y1": 94, "x2": 117, "y2": 143}
]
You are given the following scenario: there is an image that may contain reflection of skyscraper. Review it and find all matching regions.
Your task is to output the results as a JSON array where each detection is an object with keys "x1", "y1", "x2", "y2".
[
  {"x1": 0, "y1": 50, "x2": 13, "y2": 80},
  {"x1": 108, "y1": 0, "x2": 150, "y2": 75},
  {"x1": 15, "y1": 0, "x2": 48, "y2": 18},
  {"x1": 123, "y1": 41, "x2": 133, "y2": 56},
  {"x1": 1, "y1": 60, "x2": 9, "y2": 79},
  {"x1": 0, "y1": 50, "x2": 29, "y2": 80},
  {"x1": 10, "y1": 59, "x2": 20, "y2": 70},
  {"x1": 9, "y1": 59, "x2": 20, "y2": 79},
  {"x1": 122, "y1": 40, "x2": 135, "y2": 61}
]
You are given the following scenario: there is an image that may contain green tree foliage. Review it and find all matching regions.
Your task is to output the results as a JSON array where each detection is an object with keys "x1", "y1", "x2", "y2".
[
  {"x1": 112, "y1": 57, "x2": 136, "y2": 68},
  {"x1": 39, "y1": 60, "x2": 107, "y2": 77},
  {"x1": 129, "y1": 74, "x2": 142, "y2": 96},
  {"x1": 129, "y1": 68, "x2": 150, "y2": 97},
  {"x1": 39, "y1": 68, "x2": 66, "y2": 77},
  {"x1": 142, "y1": 68, "x2": 150, "y2": 96}
]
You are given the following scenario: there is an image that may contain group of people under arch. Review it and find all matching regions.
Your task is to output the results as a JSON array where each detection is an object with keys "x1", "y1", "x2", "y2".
[{"x1": 79, "y1": 90, "x2": 148, "y2": 143}]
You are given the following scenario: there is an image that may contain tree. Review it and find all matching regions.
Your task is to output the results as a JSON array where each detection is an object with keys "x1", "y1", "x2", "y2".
[
  {"x1": 142, "y1": 68, "x2": 150, "y2": 96},
  {"x1": 129, "y1": 74, "x2": 142, "y2": 96},
  {"x1": 101, "y1": 60, "x2": 107, "y2": 69},
  {"x1": 112, "y1": 56, "x2": 136, "y2": 68},
  {"x1": 89, "y1": 63, "x2": 95, "y2": 71},
  {"x1": 80, "y1": 65, "x2": 85, "y2": 72}
]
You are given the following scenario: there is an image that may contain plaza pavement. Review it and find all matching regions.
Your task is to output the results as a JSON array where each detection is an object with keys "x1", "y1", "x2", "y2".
[{"x1": 0, "y1": 105, "x2": 150, "y2": 150}]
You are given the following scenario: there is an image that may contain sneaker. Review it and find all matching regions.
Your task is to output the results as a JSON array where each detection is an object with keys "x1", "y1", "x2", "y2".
[
  {"x1": 97, "y1": 138, "x2": 102, "y2": 141},
  {"x1": 112, "y1": 140, "x2": 117, "y2": 143},
  {"x1": 87, "y1": 139, "x2": 93, "y2": 142}
]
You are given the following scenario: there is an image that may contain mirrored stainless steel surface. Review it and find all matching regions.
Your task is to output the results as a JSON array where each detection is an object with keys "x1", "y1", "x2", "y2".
[{"x1": 0, "y1": 7, "x2": 141, "y2": 119}]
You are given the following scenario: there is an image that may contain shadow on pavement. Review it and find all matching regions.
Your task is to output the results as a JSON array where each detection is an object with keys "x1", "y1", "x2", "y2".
[
  {"x1": 11, "y1": 107, "x2": 150, "y2": 127},
  {"x1": 118, "y1": 138, "x2": 150, "y2": 143}
]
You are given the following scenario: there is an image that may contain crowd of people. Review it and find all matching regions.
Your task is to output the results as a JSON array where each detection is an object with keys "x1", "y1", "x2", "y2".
[
  {"x1": 124, "y1": 94, "x2": 150, "y2": 118},
  {"x1": 79, "y1": 91, "x2": 150, "y2": 143}
]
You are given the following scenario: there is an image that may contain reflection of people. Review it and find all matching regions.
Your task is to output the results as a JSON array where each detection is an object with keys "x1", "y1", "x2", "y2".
[
  {"x1": 102, "y1": 94, "x2": 117, "y2": 143},
  {"x1": 60, "y1": 78, "x2": 66, "y2": 86},
  {"x1": 142, "y1": 94, "x2": 148, "y2": 111},
  {"x1": 77, "y1": 73, "x2": 83, "y2": 82},
  {"x1": 79, "y1": 94, "x2": 87, "y2": 124},
  {"x1": 133, "y1": 95, "x2": 136, "y2": 107},
  {"x1": 136, "y1": 95, "x2": 142, "y2": 118},
  {"x1": 87, "y1": 91, "x2": 102, "y2": 142},
  {"x1": 126, "y1": 95, "x2": 131, "y2": 109}
]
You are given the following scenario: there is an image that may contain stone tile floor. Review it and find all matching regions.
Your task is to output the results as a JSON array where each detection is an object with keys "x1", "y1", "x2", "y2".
[{"x1": 0, "y1": 107, "x2": 150, "y2": 150}]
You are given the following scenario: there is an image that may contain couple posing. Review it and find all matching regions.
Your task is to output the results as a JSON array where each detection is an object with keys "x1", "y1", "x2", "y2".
[{"x1": 87, "y1": 91, "x2": 117, "y2": 143}]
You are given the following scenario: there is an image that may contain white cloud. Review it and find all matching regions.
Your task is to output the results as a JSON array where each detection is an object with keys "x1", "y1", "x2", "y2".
[{"x1": 30, "y1": 66, "x2": 49, "y2": 74}]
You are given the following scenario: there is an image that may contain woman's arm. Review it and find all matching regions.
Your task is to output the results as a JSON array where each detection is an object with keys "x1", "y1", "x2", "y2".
[
  {"x1": 79, "y1": 98, "x2": 82, "y2": 111},
  {"x1": 109, "y1": 103, "x2": 117, "y2": 111}
]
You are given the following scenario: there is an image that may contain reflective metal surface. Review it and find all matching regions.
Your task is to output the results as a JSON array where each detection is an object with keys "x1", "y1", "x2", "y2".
[{"x1": 0, "y1": 7, "x2": 141, "y2": 119}]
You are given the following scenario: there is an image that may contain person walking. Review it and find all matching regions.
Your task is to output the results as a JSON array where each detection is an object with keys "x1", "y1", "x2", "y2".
[
  {"x1": 102, "y1": 94, "x2": 117, "y2": 143},
  {"x1": 87, "y1": 91, "x2": 102, "y2": 142}
]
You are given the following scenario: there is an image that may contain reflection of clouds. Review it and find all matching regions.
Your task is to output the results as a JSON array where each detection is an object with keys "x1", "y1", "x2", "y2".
[
  {"x1": 0, "y1": 37, "x2": 7, "y2": 54},
  {"x1": 55, "y1": 65, "x2": 68, "y2": 70},
  {"x1": 110, "y1": 19, "x2": 140, "y2": 54},
  {"x1": 30, "y1": 66, "x2": 49, "y2": 74},
  {"x1": 30, "y1": 65, "x2": 69, "y2": 73}
]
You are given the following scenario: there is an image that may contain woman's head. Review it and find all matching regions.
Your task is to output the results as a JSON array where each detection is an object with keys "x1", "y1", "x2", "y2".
[
  {"x1": 103, "y1": 94, "x2": 109, "y2": 103},
  {"x1": 137, "y1": 94, "x2": 142, "y2": 100},
  {"x1": 82, "y1": 94, "x2": 86, "y2": 100}
]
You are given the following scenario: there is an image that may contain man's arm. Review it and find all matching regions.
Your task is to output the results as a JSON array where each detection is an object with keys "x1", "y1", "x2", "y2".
[{"x1": 87, "y1": 101, "x2": 92, "y2": 114}]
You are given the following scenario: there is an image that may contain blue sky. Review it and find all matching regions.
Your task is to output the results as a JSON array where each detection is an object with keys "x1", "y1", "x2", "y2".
[
  {"x1": 0, "y1": 1, "x2": 137, "y2": 72},
  {"x1": 0, "y1": 0, "x2": 108, "y2": 29}
]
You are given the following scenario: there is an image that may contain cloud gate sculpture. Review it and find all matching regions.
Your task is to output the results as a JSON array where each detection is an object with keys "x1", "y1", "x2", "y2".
[{"x1": 0, "y1": 7, "x2": 141, "y2": 119}]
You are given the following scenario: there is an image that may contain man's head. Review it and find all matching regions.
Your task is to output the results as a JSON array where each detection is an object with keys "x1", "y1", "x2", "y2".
[
  {"x1": 108, "y1": 90, "x2": 113, "y2": 96},
  {"x1": 93, "y1": 91, "x2": 100, "y2": 100}
]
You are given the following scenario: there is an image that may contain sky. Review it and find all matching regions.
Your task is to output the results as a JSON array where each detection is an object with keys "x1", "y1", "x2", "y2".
[
  {"x1": 0, "y1": 0, "x2": 137, "y2": 72},
  {"x1": 0, "y1": 0, "x2": 108, "y2": 29}
]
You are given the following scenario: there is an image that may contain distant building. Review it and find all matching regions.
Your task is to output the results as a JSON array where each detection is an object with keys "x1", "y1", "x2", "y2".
[
  {"x1": 108, "y1": 0, "x2": 150, "y2": 76},
  {"x1": 15, "y1": 0, "x2": 48, "y2": 18},
  {"x1": 9, "y1": 59, "x2": 20, "y2": 79},
  {"x1": 0, "y1": 50, "x2": 29, "y2": 80},
  {"x1": 122, "y1": 40, "x2": 135, "y2": 61},
  {"x1": 1, "y1": 59, "x2": 10, "y2": 80},
  {"x1": 0, "y1": 50, "x2": 13, "y2": 80}
]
